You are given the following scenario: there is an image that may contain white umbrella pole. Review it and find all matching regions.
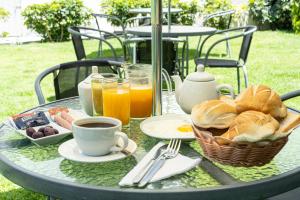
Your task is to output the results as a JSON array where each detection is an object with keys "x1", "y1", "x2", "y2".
[{"x1": 151, "y1": 0, "x2": 163, "y2": 116}]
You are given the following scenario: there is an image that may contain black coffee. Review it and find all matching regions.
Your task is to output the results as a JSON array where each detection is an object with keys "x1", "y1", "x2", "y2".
[{"x1": 79, "y1": 122, "x2": 115, "y2": 128}]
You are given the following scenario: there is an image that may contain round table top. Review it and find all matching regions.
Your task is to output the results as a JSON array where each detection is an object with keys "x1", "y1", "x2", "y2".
[
  {"x1": 129, "y1": 8, "x2": 183, "y2": 14},
  {"x1": 126, "y1": 25, "x2": 217, "y2": 37},
  {"x1": 1, "y1": 94, "x2": 300, "y2": 200}
]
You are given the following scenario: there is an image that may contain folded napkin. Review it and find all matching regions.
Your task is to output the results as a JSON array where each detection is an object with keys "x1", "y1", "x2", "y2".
[{"x1": 119, "y1": 142, "x2": 201, "y2": 187}]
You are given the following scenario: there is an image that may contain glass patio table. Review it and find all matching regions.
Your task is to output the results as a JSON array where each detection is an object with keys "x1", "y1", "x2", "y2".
[{"x1": 1, "y1": 94, "x2": 300, "y2": 200}]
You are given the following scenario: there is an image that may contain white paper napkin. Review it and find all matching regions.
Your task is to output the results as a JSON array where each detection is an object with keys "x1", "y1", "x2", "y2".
[{"x1": 119, "y1": 141, "x2": 201, "y2": 187}]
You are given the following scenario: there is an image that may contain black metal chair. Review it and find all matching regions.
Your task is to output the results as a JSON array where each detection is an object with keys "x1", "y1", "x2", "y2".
[
  {"x1": 34, "y1": 59, "x2": 122, "y2": 105},
  {"x1": 125, "y1": 16, "x2": 151, "y2": 28},
  {"x1": 92, "y1": 13, "x2": 125, "y2": 36},
  {"x1": 92, "y1": 14, "x2": 125, "y2": 56},
  {"x1": 281, "y1": 90, "x2": 300, "y2": 112},
  {"x1": 68, "y1": 26, "x2": 126, "y2": 62},
  {"x1": 194, "y1": 25, "x2": 257, "y2": 93},
  {"x1": 195, "y1": 10, "x2": 236, "y2": 58}
]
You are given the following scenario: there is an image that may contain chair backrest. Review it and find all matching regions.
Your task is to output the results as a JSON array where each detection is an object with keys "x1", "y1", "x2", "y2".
[
  {"x1": 92, "y1": 13, "x2": 125, "y2": 35},
  {"x1": 125, "y1": 16, "x2": 151, "y2": 28},
  {"x1": 35, "y1": 59, "x2": 122, "y2": 105},
  {"x1": 203, "y1": 10, "x2": 235, "y2": 30},
  {"x1": 239, "y1": 26, "x2": 256, "y2": 63},
  {"x1": 68, "y1": 26, "x2": 125, "y2": 61},
  {"x1": 70, "y1": 26, "x2": 86, "y2": 60}
]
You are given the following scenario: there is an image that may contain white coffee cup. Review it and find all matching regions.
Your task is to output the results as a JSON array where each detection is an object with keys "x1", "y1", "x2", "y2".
[{"x1": 72, "y1": 117, "x2": 128, "y2": 156}]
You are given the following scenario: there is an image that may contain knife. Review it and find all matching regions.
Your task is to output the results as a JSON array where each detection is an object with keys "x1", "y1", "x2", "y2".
[
  {"x1": 132, "y1": 144, "x2": 167, "y2": 184},
  {"x1": 137, "y1": 156, "x2": 166, "y2": 187}
]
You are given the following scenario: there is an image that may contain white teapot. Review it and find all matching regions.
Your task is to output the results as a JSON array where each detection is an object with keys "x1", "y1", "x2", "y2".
[{"x1": 171, "y1": 64, "x2": 235, "y2": 114}]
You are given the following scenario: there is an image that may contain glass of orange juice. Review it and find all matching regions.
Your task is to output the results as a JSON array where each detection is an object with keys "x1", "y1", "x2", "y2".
[
  {"x1": 126, "y1": 64, "x2": 152, "y2": 118},
  {"x1": 102, "y1": 78, "x2": 130, "y2": 125},
  {"x1": 129, "y1": 76, "x2": 152, "y2": 118},
  {"x1": 91, "y1": 73, "x2": 117, "y2": 116}
]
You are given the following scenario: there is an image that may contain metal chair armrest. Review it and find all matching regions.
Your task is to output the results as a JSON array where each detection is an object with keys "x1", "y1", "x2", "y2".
[
  {"x1": 281, "y1": 90, "x2": 300, "y2": 101},
  {"x1": 34, "y1": 65, "x2": 60, "y2": 105},
  {"x1": 196, "y1": 26, "x2": 257, "y2": 63}
]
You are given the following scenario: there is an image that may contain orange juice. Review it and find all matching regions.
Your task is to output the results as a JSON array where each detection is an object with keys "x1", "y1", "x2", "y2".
[
  {"x1": 130, "y1": 86, "x2": 152, "y2": 118},
  {"x1": 91, "y1": 80, "x2": 103, "y2": 116},
  {"x1": 103, "y1": 88, "x2": 130, "y2": 125}
]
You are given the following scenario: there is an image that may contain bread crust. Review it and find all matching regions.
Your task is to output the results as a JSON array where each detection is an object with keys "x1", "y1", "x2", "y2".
[
  {"x1": 221, "y1": 111, "x2": 279, "y2": 142},
  {"x1": 191, "y1": 99, "x2": 237, "y2": 129},
  {"x1": 235, "y1": 85, "x2": 287, "y2": 119}
]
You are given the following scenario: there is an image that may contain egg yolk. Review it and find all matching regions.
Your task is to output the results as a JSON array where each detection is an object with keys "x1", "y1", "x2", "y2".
[{"x1": 177, "y1": 124, "x2": 193, "y2": 132}]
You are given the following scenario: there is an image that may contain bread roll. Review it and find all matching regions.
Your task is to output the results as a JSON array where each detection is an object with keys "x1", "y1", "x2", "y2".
[
  {"x1": 235, "y1": 85, "x2": 287, "y2": 119},
  {"x1": 219, "y1": 95, "x2": 235, "y2": 107},
  {"x1": 276, "y1": 111, "x2": 300, "y2": 134},
  {"x1": 191, "y1": 99, "x2": 237, "y2": 129},
  {"x1": 221, "y1": 111, "x2": 279, "y2": 143}
]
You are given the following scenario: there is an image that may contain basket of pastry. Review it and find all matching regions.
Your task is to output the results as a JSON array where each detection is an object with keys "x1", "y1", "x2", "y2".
[{"x1": 191, "y1": 85, "x2": 300, "y2": 167}]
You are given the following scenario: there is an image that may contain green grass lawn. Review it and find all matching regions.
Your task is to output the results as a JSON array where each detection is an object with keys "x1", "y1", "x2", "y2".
[{"x1": 0, "y1": 30, "x2": 299, "y2": 199}]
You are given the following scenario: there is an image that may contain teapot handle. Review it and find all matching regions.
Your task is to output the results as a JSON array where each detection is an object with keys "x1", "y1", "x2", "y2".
[{"x1": 216, "y1": 84, "x2": 235, "y2": 98}]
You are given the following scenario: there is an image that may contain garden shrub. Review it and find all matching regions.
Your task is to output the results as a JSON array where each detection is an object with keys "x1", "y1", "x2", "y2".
[
  {"x1": 101, "y1": 0, "x2": 150, "y2": 26},
  {"x1": 101, "y1": 0, "x2": 199, "y2": 26},
  {"x1": 171, "y1": 0, "x2": 199, "y2": 25},
  {"x1": 22, "y1": 0, "x2": 91, "y2": 42},
  {"x1": 249, "y1": 0, "x2": 292, "y2": 30},
  {"x1": 292, "y1": 0, "x2": 300, "y2": 33},
  {"x1": 0, "y1": 7, "x2": 10, "y2": 21},
  {"x1": 201, "y1": 0, "x2": 233, "y2": 29}
]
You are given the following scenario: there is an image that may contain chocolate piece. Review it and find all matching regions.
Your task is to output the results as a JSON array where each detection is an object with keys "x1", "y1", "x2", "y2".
[
  {"x1": 32, "y1": 131, "x2": 44, "y2": 139},
  {"x1": 44, "y1": 127, "x2": 56, "y2": 136},
  {"x1": 26, "y1": 127, "x2": 36, "y2": 137}
]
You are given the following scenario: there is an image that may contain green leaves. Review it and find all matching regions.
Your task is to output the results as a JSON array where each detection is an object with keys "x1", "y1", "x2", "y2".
[
  {"x1": 0, "y1": 7, "x2": 10, "y2": 22},
  {"x1": 249, "y1": 0, "x2": 292, "y2": 30},
  {"x1": 22, "y1": 0, "x2": 91, "y2": 42},
  {"x1": 101, "y1": 0, "x2": 199, "y2": 26},
  {"x1": 292, "y1": 0, "x2": 300, "y2": 33},
  {"x1": 201, "y1": 0, "x2": 233, "y2": 29}
]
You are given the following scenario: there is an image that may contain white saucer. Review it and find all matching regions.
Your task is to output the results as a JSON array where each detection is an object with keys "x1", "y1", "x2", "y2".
[
  {"x1": 58, "y1": 139, "x2": 137, "y2": 163},
  {"x1": 140, "y1": 114, "x2": 195, "y2": 140}
]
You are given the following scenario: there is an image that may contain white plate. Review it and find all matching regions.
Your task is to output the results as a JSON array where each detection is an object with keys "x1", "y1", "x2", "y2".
[
  {"x1": 16, "y1": 122, "x2": 72, "y2": 146},
  {"x1": 140, "y1": 114, "x2": 195, "y2": 140},
  {"x1": 12, "y1": 109, "x2": 88, "y2": 146},
  {"x1": 58, "y1": 138, "x2": 137, "y2": 163}
]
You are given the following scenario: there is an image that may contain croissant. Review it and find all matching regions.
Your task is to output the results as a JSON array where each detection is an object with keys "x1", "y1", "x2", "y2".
[
  {"x1": 235, "y1": 85, "x2": 287, "y2": 119},
  {"x1": 191, "y1": 99, "x2": 237, "y2": 129},
  {"x1": 221, "y1": 111, "x2": 279, "y2": 143}
]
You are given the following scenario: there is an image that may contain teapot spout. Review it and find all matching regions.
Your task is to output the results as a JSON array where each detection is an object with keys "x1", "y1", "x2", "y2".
[{"x1": 171, "y1": 75, "x2": 183, "y2": 103}]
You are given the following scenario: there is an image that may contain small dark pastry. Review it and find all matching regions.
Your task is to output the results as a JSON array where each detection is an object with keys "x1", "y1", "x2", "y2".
[
  {"x1": 44, "y1": 127, "x2": 55, "y2": 136},
  {"x1": 26, "y1": 127, "x2": 36, "y2": 137},
  {"x1": 54, "y1": 129, "x2": 59, "y2": 134},
  {"x1": 32, "y1": 131, "x2": 44, "y2": 139},
  {"x1": 38, "y1": 127, "x2": 45, "y2": 133}
]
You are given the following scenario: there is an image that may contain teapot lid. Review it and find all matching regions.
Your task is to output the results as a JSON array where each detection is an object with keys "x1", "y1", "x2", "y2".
[{"x1": 186, "y1": 64, "x2": 215, "y2": 82}]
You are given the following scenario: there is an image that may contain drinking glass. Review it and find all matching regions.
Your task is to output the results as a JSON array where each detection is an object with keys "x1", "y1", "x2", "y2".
[
  {"x1": 102, "y1": 78, "x2": 130, "y2": 125},
  {"x1": 91, "y1": 73, "x2": 117, "y2": 116},
  {"x1": 125, "y1": 64, "x2": 153, "y2": 118}
]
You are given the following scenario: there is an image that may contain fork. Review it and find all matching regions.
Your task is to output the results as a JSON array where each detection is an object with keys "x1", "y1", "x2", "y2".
[{"x1": 138, "y1": 139, "x2": 181, "y2": 187}]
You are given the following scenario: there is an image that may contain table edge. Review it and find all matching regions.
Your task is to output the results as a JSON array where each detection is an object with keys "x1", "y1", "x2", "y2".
[{"x1": 0, "y1": 97, "x2": 300, "y2": 199}]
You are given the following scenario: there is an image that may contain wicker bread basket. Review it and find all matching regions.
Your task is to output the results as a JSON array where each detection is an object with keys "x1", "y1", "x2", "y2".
[{"x1": 193, "y1": 125, "x2": 289, "y2": 167}]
